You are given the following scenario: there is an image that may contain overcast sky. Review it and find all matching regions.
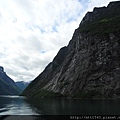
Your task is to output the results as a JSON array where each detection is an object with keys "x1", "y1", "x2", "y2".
[{"x1": 0, "y1": 0, "x2": 117, "y2": 82}]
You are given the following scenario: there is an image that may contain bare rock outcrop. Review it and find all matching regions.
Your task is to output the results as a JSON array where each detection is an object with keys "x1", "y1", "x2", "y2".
[{"x1": 22, "y1": 1, "x2": 120, "y2": 98}]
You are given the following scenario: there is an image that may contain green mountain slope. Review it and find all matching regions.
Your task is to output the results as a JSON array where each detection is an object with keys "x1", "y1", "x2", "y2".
[{"x1": 0, "y1": 66, "x2": 21, "y2": 95}]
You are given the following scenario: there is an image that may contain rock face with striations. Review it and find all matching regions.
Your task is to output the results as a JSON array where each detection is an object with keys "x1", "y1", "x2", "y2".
[{"x1": 22, "y1": 1, "x2": 120, "y2": 98}]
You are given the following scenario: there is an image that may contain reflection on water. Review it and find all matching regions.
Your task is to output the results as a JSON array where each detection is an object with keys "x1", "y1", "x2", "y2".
[
  {"x1": 0, "y1": 95, "x2": 39, "y2": 115},
  {"x1": 0, "y1": 95, "x2": 120, "y2": 115},
  {"x1": 25, "y1": 97, "x2": 120, "y2": 115}
]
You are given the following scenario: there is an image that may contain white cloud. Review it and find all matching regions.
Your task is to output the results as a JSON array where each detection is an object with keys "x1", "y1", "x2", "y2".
[{"x1": 0, "y1": 0, "x2": 117, "y2": 82}]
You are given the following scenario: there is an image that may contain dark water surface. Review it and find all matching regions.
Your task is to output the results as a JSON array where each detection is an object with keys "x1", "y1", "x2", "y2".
[{"x1": 0, "y1": 95, "x2": 120, "y2": 115}]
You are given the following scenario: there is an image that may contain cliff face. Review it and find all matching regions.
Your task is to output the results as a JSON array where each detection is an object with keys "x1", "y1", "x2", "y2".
[
  {"x1": 22, "y1": 1, "x2": 120, "y2": 98},
  {"x1": 0, "y1": 66, "x2": 21, "y2": 95}
]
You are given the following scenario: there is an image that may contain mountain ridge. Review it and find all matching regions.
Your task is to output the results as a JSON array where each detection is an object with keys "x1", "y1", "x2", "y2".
[
  {"x1": 0, "y1": 66, "x2": 21, "y2": 95},
  {"x1": 22, "y1": 1, "x2": 120, "y2": 98},
  {"x1": 16, "y1": 81, "x2": 30, "y2": 92}
]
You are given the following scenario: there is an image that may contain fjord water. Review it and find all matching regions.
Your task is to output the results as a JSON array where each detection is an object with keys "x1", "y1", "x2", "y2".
[{"x1": 0, "y1": 95, "x2": 120, "y2": 115}]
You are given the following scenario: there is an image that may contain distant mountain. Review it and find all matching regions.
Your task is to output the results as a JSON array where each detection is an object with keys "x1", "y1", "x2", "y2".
[
  {"x1": 16, "y1": 81, "x2": 31, "y2": 92},
  {"x1": 22, "y1": 1, "x2": 120, "y2": 98},
  {"x1": 0, "y1": 66, "x2": 21, "y2": 95}
]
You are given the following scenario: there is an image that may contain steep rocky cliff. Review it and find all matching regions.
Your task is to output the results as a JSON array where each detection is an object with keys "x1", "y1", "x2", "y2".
[
  {"x1": 22, "y1": 1, "x2": 120, "y2": 98},
  {"x1": 0, "y1": 66, "x2": 21, "y2": 95}
]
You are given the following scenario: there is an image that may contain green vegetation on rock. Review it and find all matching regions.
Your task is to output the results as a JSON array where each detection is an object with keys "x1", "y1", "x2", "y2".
[{"x1": 79, "y1": 16, "x2": 120, "y2": 36}]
